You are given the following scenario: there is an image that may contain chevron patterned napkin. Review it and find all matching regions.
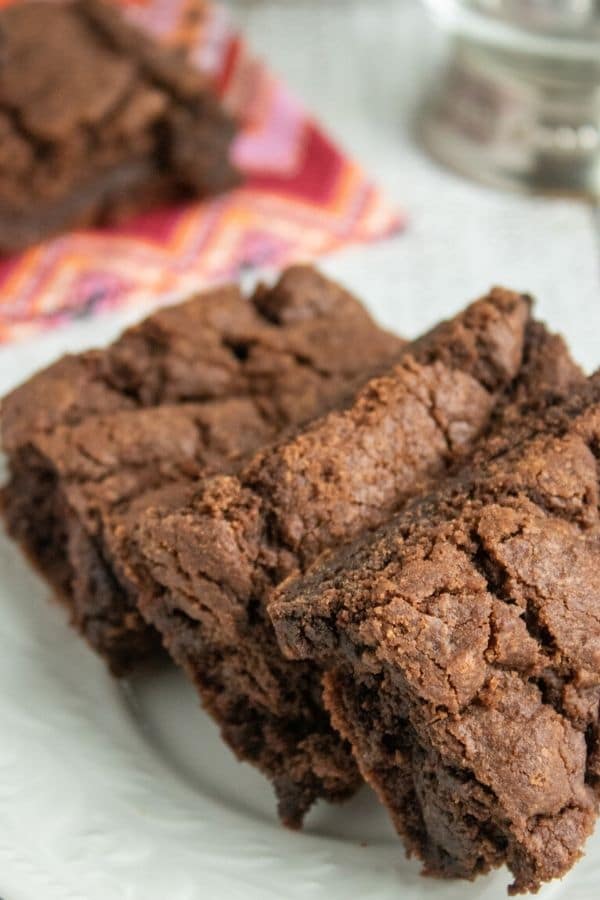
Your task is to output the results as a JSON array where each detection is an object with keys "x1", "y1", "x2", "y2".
[{"x1": 0, "y1": 0, "x2": 404, "y2": 342}]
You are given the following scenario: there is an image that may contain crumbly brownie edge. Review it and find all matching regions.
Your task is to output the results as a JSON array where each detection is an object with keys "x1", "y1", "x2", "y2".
[{"x1": 141, "y1": 589, "x2": 362, "y2": 825}]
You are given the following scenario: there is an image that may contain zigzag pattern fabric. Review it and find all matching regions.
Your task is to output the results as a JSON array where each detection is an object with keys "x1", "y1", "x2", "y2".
[{"x1": 0, "y1": 0, "x2": 403, "y2": 342}]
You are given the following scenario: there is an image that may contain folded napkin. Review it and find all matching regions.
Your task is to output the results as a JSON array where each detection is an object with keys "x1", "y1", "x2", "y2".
[{"x1": 0, "y1": 0, "x2": 403, "y2": 342}]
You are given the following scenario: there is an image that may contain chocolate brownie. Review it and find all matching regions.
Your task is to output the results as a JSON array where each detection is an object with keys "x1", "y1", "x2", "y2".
[
  {"x1": 132, "y1": 288, "x2": 559, "y2": 826},
  {"x1": 1, "y1": 266, "x2": 404, "y2": 673},
  {"x1": 0, "y1": 0, "x2": 238, "y2": 253},
  {"x1": 270, "y1": 377, "x2": 600, "y2": 894}
]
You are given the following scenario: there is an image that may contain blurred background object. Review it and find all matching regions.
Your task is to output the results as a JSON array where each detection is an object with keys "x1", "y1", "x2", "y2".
[
  {"x1": 420, "y1": 0, "x2": 600, "y2": 196},
  {"x1": 3, "y1": 0, "x2": 600, "y2": 389}
]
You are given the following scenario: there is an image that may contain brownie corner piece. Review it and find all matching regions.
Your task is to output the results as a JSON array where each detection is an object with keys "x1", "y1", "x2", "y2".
[{"x1": 0, "y1": 0, "x2": 239, "y2": 252}]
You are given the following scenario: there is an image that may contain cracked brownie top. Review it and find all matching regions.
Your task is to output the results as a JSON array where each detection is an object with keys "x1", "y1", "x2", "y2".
[
  {"x1": 270, "y1": 374, "x2": 600, "y2": 893},
  {"x1": 2, "y1": 266, "x2": 404, "y2": 454},
  {"x1": 137, "y1": 286, "x2": 532, "y2": 618}
]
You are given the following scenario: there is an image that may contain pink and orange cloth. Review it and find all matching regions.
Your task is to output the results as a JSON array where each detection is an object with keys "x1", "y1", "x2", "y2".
[{"x1": 0, "y1": 0, "x2": 404, "y2": 343}]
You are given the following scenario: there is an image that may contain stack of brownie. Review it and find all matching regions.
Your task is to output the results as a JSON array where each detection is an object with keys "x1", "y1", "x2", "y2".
[{"x1": 2, "y1": 264, "x2": 598, "y2": 895}]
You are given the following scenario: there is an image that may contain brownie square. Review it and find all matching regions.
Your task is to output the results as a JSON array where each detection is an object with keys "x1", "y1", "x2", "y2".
[
  {"x1": 271, "y1": 376, "x2": 600, "y2": 894},
  {"x1": 131, "y1": 290, "x2": 578, "y2": 826},
  {"x1": 0, "y1": 0, "x2": 239, "y2": 252},
  {"x1": 1, "y1": 266, "x2": 404, "y2": 673}
]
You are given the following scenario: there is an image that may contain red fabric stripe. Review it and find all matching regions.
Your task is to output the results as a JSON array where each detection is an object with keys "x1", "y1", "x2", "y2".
[
  {"x1": 216, "y1": 35, "x2": 241, "y2": 96},
  {"x1": 246, "y1": 122, "x2": 345, "y2": 205}
]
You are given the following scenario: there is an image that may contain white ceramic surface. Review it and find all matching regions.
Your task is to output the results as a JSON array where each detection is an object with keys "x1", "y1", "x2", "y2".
[{"x1": 1, "y1": 2, "x2": 600, "y2": 898}]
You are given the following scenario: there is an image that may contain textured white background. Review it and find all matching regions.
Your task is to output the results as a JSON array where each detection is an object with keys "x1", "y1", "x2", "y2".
[{"x1": 0, "y1": 2, "x2": 598, "y2": 899}]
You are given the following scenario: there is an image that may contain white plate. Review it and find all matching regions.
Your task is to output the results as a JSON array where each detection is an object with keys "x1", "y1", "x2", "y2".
[
  {"x1": 0, "y1": 516, "x2": 599, "y2": 900},
  {"x1": 1, "y1": 288, "x2": 600, "y2": 900},
  {"x1": 2, "y1": 0, "x2": 600, "y2": 894},
  {"x1": 2, "y1": 87, "x2": 600, "y2": 894},
  {"x1": 2, "y1": 251, "x2": 600, "y2": 899}
]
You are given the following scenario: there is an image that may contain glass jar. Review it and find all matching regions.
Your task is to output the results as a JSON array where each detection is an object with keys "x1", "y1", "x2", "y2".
[{"x1": 419, "y1": 0, "x2": 600, "y2": 197}]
